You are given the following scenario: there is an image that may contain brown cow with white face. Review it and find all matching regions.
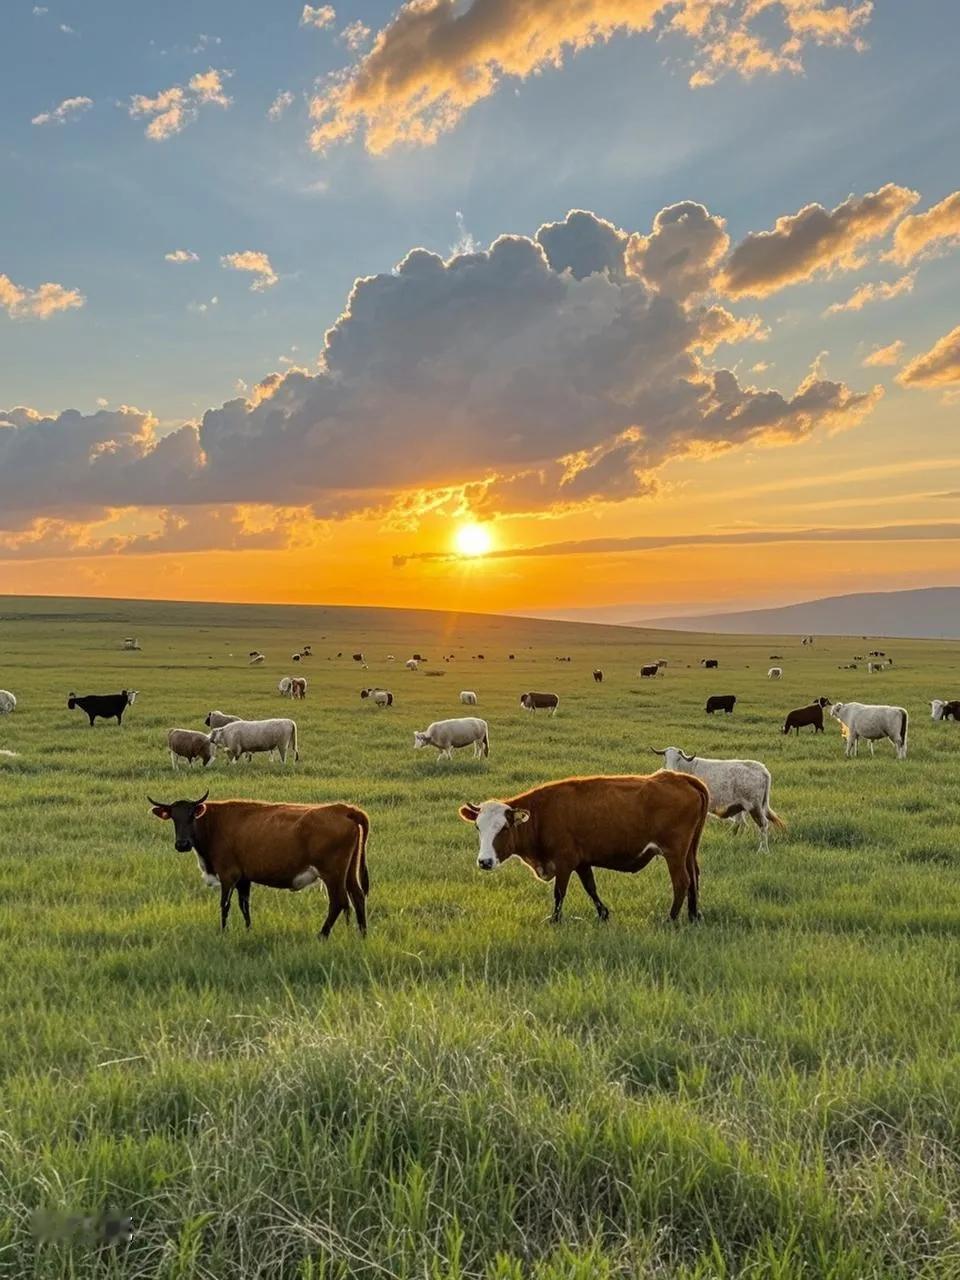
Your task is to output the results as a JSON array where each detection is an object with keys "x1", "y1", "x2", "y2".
[{"x1": 458, "y1": 772, "x2": 709, "y2": 926}]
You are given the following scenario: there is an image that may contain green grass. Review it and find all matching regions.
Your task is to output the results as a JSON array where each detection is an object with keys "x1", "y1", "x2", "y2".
[{"x1": 1, "y1": 594, "x2": 959, "y2": 1278}]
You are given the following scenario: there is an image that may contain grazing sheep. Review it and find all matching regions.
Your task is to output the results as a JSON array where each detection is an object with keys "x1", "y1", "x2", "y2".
[{"x1": 0, "y1": 690, "x2": 16, "y2": 715}]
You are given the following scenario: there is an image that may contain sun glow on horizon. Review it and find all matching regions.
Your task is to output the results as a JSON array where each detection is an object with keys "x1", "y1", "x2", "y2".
[{"x1": 454, "y1": 522, "x2": 494, "y2": 558}]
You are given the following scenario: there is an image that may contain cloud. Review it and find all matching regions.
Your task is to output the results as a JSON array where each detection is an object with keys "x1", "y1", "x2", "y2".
[
  {"x1": 301, "y1": 4, "x2": 336, "y2": 29},
  {"x1": 340, "y1": 20, "x2": 371, "y2": 50},
  {"x1": 268, "y1": 90, "x2": 295, "y2": 121},
  {"x1": 393, "y1": 520, "x2": 960, "y2": 567},
  {"x1": 885, "y1": 190, "x2": 960, "y2": 266},
  {"x1": 307, "y1": 0, "x2": 874, "y2": 155},
  {"x1": 128, "y1": 69, "x2": 231, "y2": 140},
  {"x1": 31, "y1": 95, "x2": 93, "y2": 126},
  {"x1": 824, "y1": 272, "x2": 914, "y2": 315},
  {"x1": 862, "y1": 340, "x2": 904, "y2": 368},
  {"x1": 165, "y1": 249, "x2": 199, "y2": 263},
  {"x1": 0, "y1": 273, "x2": 84, "y2": 319},
  {"x1": 718, "y1": 184, "x2": 919, "y2": 298},
  {"x1": 898, "y1": 325, "x2": 960, "y2": 389},
  {"x1": 220, "y1": 251, "x2": 278, "y2": 291},
  {"x1": 626, "y1": 202, "x2": 730, "y2": 300},
  {"x1": 0, "y1": 205, "x2": 879, "y2": 547}
]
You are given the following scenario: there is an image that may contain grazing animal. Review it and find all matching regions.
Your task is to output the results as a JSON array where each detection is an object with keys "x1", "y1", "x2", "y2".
[
  {"x1": 508, "y1": 654, "x2": 516, "y2": 660},
  {"x1": 0, "y1": 690, "x2": 16, "y2": 715},
  {"x1": 204, "y1": 710, "x2": 242, "y2": 729},
  {"x1": 701, "y1": 659, "x2": 719, "y2": 669},
  {"x1": 361, "y1": 688, "x2": 393, "y2": 707},
  {"x1": 148, "y1": 791, "x2": 369, "y2": 936},
  {"x1": 67, "y1": 690, "x2": 137, "y2": 727},
  {"x1": 705, "y1": 694, "x2": 736, "y2": 715},
  {"x1": 593, "y1": 669, "x2": 603, "y2": 683},
  {"x1": 520, "y1": 691, "x2": 560, "y2": 715},
  {"x1": 650, "y1": 746, "x2": 784, "y2": 853},
  {"x1": 291, "y1": 677, "x2": 307, "y2": 700},
  {"x1": 869, "y1": 650, "x2": 886, "y2": 658},
  {"x1": 413, "y1": 717, "x2": 489, "y2": 762},
  {"x1": 209, "y1": 718, "x2": 300, "y2": 764},
  {"x1": 931, "y1": 699, "x2": 960, "y2": 721},
  {"x1": 767, "y1": 667, "x2": 783, "y2": 680},
  {"x1": 386, "y1": 654, "x2": 396, "y2": 662},
  {"x1": 168, "y1": 729, "x2": 217, "y2": 770},
  {"x1": 278, "y1": 677, "x2": 293, "y2": 697},
  {"x1": 769, "y1": 655, "x2": 783, "y2": 661},
  {"x1": 781, "y1": 698, "x2": 831, "y2": 735},
  {"x1": 459, "y1": 690, "x2": 479, "y2": 705},
  {"x1": 405, "y1": 658, "x2": 420, "y2": 671},
  {"x1": 867, "y1": 661, "x2": 886, "y2": 673},
  {"x1": 122, "y1": 637, "x2": 141, "y2": 651},
  {"x1": 830, "y1": 702, "x2": 908, "y2": 760},
  {"x1": 458, "y1": 771, "x2": 710, "y2": 925},
  {"x1": 412, "y1": 653, "x2": 427, "y2": 662},
  {"x1": 640, "y1": 663, "x2": 660, "y2": 679},
  {"x1": 352, "y1": 652, "x2": 364, "y2": 663},
  {"x1": 248, "y1": 653, "x2": 265, "y2": 666},
  {"x1": 292, "y1": 653, "x2": 302, "y2": 663}
]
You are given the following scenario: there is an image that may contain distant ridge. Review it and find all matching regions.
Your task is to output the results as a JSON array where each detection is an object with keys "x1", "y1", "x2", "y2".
[{"x1": 636, "y1": 587, "x2": 960, "y2": 639}]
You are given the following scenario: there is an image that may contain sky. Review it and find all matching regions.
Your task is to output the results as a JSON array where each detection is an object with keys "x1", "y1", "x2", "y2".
[{"x1": 2, "y1": 0, "x2": 959, "y2": 618}]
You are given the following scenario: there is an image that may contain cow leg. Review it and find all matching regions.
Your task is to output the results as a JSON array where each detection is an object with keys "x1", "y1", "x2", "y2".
[
  {"x1": 237, "y1": 879, "x2": 252, "y2": 929},
  {"x1": 170, "y1": 751, "x2": 178, "y2": 770},
  {"x1": 220, "y1": 882, "x2": 235, "y2": 931},
  {"x1": 549, "y1": 867, "x2": 571, "y2": 924},
  {"x1": 686, "y1": 852, "x2": 701, "y2": 922},
  {"x1": 346, "y1": 860, "x2": 367, "y2": 936},
  {"x1": 667, "y1": 857, "x2": 690, "y2": 923},
  {"x1": 752, "y1": 808, "x2": 769, "y2": 853},
  {"x1": 320, "y1": 883, "x2": 349, "y2": 938},
  {"x1": 576, "y1": 865, "x2": 609, "y2": 922}
]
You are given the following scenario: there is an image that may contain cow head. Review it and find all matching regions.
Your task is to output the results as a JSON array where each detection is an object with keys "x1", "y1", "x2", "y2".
[
  {"x1": 148, "y1": 791, "x2": 209, "y2": 852},
  {"x1": 649, "y1": 746, "x2": 687, "y2": 770},
  {"x1": 458, "y1": 801, "x2": 530, "y2": 870},
  {"x1": 413, "y1": 731, "x2": 430, "y2": 749}
]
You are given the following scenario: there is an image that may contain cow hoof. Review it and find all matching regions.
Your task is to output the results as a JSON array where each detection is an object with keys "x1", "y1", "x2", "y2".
[{"x1": 597, "y1": 909, "x2": 610, "y2": 923}]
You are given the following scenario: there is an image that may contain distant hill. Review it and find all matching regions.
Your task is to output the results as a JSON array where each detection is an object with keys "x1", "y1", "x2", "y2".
[{"x1": 636, "y1": 587, "x2": 960, "y2": 639}]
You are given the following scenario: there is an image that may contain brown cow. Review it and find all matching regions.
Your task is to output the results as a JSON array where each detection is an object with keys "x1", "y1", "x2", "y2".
[
  {"x1": 458, "y1": 772, "x2": 709, "y2": 926},
  {"x1": 291, "y1": 677, "x2": 307, "y2": 700},
  {"x1": 148, "y1": 791, "x2": 369, "y2": 936}
]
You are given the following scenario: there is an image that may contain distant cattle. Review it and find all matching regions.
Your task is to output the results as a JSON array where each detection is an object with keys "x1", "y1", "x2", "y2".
[
  {"x1": 830, "y1": 702, "x2": 908, "y2": 760},
  {"x1": 701, "y1": 659, "x2": 719, "y2": 669},
  {"x1": 705, "y1": 694, "x2": 736, "y2": 714},
  {"x1": 0, "y1": 690, "x2": 16, "y2": 715},
  {"x1": 457, "y1": 771, "x2": 710, "y2": 925},
  {"x1": 352, "y1": 653, "x2": 364, "y2": 663},
  {"x1": 412, "y1": 653, "x2": 426, "y2": 662},
  {"x1": 640, "y1": 663, "x2": 660, "y2": 679},
  {"x1": 278, "y1": 677, "x2": 293, "y2": 697},
  {"x1": 520, "y1": 691, "x2": 560, "y2": 715},
  {"x1": 122, "y1": 637, "x2": 141, "y2": 651},
  {"x1": 291, "y1": 677, "x2": 307, "y2": 700},
  {"x1": 460, "y1": 690, "x2": 478, "y2": 705},
  {"x1": 292, "y1": 653, "x2": 302, "y2": 663},
  {"x1": 148, "y1": 791, "x2": 369, "y2": 937},
  {"x1": 68, "y1": 690, "x2": 137, "y2": 726},
  {"x1": 650, "y1": 746, "x2": 784, "y2": 853},
  {"x1": 508, "y1": 654, "x2": 516, "y2": 661},
  {"x1": 248, "y1": 652, "x2": 265, "y2": 665},
  {"x1": 867, "y1": 662, "x2": 885, "y2": 673},
  {"x1": 931, "y1": 699, "x2": 960, "y2": 721},
  {"x1": 593, "y1": 669, "x2": 603, "y2": 683},
  {"x1": 405, "y1": 658, "x2": 420, "y2": 671},
  {"x1": 361, "y1": 688, "x2": 393, "y2": 708},
  {"x1": 782, "y1": 697, "x2": 831, "y2": 735},
  {"x1": 209, "y1": 718, "x2": 299, "y2": 764},
  {"x1": 168, "y1": 729, "x2": 216, "y2": 770},
  {"x1": 204, "y1": 710, "x2": 241, "y2": 730},
  {"x1": 767, "y1": 667, "x2": 783, "y2": 680},
  {"x1": 414, "y1": 717, "x2": 489, "y2": 762},
  {"x1": 869, "y1": 650, "x2": 886, "y2": 658}
]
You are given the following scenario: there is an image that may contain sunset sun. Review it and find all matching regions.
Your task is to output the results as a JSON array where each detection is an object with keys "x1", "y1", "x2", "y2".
[{"x1": 454, "y1": 523, "x2": 494, "y2": 557}]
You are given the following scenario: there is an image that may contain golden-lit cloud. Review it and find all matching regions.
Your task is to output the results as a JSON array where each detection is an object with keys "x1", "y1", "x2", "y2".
[
  {"x1": 268, "y1": 90, "x2": 295, "y2": 120},
  {"x1": 885, "y1": 190, "x2": 960, "y2": 265},
  {"x1": 308, "y1": 0, "x2": 874, "y2": 154},
  {"x1": 0, "y1": 272, "x2": 84, "y2": 319},
  {"x1": 220, "y1": 250, "x2": 278, "y2": 291},
  {"x1": 301, "y1": 4, "x2": 336, "y2": 29},
  {"x1": 862, "y1": 340, "x2": 904, "y2": 368},
  {"x1": 719, "y1": 183, "x2": 919, "y2": 298},
  {"x1": 898, "y1": 325, "x2": 960, "y2": 389},
  {"x1": 128, "y1": 69, "x2": 232, "y2": 140},
  {"x1": 165, "y1": 248, "x2": 199, "y2": 263},
  {"x1": 31, "y1": 95, "x2": 93, "y2": 126},
  {"x1": 824, "y1": 272, "x2": 914, "y2": 315}
]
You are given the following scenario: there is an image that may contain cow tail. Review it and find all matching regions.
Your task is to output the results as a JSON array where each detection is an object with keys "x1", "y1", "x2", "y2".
[
  {"x1": 352, "y1": 808, "x2": 370, "y2": 894},
  {"x1": 899, "y1": 709, "x2": 908, "y2": 751},
  {"x1": 292, "y1": 720, "x2": 300, "y2": 762},
  {"x1": 482, "y1": 725, "x2": 490, "y2": 758},
  {"x1": 685, "y1": 776, "x2": 710, "y2": 870},
  {"x1": 764, "y1": 773, "x2": 786, "y2": 831}
]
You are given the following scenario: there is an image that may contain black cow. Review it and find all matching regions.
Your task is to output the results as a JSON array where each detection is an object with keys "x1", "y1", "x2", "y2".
[
  {"x1": 593, "y1": 669, "x2": 603, "y2": 683},
  {"x1": 705, "y1": 694, "x2": 736, "y2": 714},
  {"x1": 68, "y1": 690, "x2": 137, "y2": 726},
  {"x1": 782, "y1": 697, "x2": 831, "y2": 735},
  {"x1": 701, "y1": 659, "x2": 719, "y2": 669}
]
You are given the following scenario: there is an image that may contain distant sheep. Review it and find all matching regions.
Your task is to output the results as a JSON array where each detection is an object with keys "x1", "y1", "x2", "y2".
[{"x1": 0, "y1": 690, "x2": 16, "y2": 715}]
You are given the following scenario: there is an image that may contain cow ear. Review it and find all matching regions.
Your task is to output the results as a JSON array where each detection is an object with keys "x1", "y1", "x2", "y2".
[
  {"x1": 193, "y1": 803, "x2": 207, "y2": 819},
  {"x1": 151, "y1": 807, "x2": 171, "y2": 820},
  {"x1": 458, "y1": 803, "x2": 481, "y2": 823},
  {"x1": 509, "y1": 808, "x2": 531, "y2": 825}
]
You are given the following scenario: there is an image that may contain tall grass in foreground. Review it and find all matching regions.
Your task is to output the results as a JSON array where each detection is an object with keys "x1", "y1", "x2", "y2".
[{"x1": 0, "y1": 597, "x2": 959, "y2": 1277}]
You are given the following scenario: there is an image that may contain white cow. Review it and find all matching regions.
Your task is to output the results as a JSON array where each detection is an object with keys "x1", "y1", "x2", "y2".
[
  {"x1": 767, "y1": 667, "x2": 783, "y2": 680},
  {"x1": 278, "y1": 676, "x2": 293, "y2": 696},
  {"x1": 248, "y1": 653, "x2": 265, "y2": 666},
  {"x1": 651, "y1": 746, "x2": 784, "y2": 852},
  {"x1": 0, "y1": 690, "x2": 16, "y2": 715},
  {"x1": 830, "y1": 702, "x2": 907, "y2": 759},
  {"x1": 868, "y1": 662, "x2": 885, "y2": 673},
  {"x1": 405, "y1": 658, "x2": 420, "y2": 671},
  {"x1": 209, "y1": 717, "x2": 300, "y2": 764},
  {"x1": 414, "y1": 717, "x2": 489, "y2": 762},
  {"x1": 459, "y1": 690, "x2": 478, "y2": 705}
]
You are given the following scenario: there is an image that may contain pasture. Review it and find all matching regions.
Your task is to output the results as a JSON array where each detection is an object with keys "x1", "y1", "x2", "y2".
[{"x1": 1, "y1": 595, "x2": 959, "y2": 1279}]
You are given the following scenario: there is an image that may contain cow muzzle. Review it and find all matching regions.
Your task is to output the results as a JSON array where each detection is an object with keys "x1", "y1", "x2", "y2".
[
  {"x1": 175, "y1": 839, "x2": 193, "y2": 853},
  {"x1": 477, "y1": 856, "x2": 496, "y2": 871}
]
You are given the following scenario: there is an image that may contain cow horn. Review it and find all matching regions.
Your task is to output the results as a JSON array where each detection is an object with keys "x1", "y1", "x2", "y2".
[
  {"x1": 679, "y1": 750, "x2": 695, "y2": 761},
  {"x1": 146, "y1": 796, "x2": 165, "y2": 808},
  {"x1": 649, "y1": 747, "x2": 667, "y2": 756},
  {"x1": 194, "y1": 790, "x2": 210, "y2": 806}
]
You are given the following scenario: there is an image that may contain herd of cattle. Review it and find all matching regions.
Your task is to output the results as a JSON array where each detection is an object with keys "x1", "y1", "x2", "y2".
[{"x1": 0, "y1": 643, "x2": 955, "y2": 937}]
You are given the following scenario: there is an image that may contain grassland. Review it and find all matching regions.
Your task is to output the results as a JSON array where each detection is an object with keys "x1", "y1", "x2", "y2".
[{"x1": 1, "y1": 594, "x2": 959, "y2": 1279}]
